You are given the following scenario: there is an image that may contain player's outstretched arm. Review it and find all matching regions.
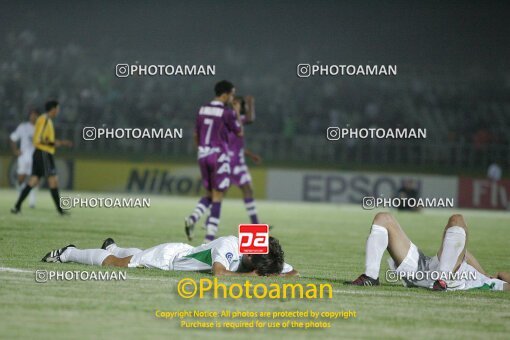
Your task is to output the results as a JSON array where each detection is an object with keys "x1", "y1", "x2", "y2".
[
  {"x1": 495, "y1": 272, "x2": 510, "y2": 291},
  {"x1": 465, "y1": 250, "x2": 487, "y2": 276},
  {"x1": 496, "y1": 272, "x2": 510, "y2": 281},
  {"x1": 212, "y1": 262, "x2": 258, "y2": 277}
]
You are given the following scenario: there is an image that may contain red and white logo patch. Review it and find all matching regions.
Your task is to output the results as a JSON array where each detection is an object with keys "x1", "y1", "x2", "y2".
[{"x1": 238, "y1": 224, "x2": 269, "y2": 254}]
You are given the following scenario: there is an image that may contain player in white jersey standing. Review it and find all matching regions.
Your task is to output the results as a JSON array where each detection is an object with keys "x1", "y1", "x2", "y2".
[{"x1": 9, "y1": 109, "x2": 39, "y2": 208}]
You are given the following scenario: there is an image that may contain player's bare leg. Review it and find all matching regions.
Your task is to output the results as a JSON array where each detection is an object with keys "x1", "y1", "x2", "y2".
[
  {"x1": 240, "y1": 183, "x2": 259, "y2": 224},
  {"x1": 28, "y1": 175, "x2": 40, "y2": 187},
  {"x1": 101, "y1": 255, "x2": 133, "y2": 267},
  {"x1": 436, "y1": 214, "x2": 467, "y2": 274},
  {"x1": 374, "y1": 212, "x2": 413, "y2": 264},
  {"x1": 17, "y1": 174, "x2": 26, "y2": 187},
  {"x1": 465, "y1": 250, "x2": 487, "y2": 276},
  {"x1": 240, "y1": 183, "x2": 253, "y2": 199},
  {"x1": 495, "y1": 273, "x2": 510, "y2": 291},
  {"x1": 346, "y1": 212, "x2": 412, "y2": 286},
  {"x1": 465, "y1": 249, "x2": 509, "y2": 290},
  {"x1": 460, "y1": 243, "x2": 509, "y2": 290},
  {"x1": 204, "y1": 190, "x2": 223, "y2": 242}
]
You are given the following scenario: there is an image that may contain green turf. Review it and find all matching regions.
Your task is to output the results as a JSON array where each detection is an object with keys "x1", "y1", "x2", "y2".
[{"x1": 0, "y1": 188, "x2": 509, "y2": 339}]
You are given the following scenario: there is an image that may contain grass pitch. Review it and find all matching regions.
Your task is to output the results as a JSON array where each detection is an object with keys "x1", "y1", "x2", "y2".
[{"x1": 0, "y1": 188, "x2": 509, "y2": 339}]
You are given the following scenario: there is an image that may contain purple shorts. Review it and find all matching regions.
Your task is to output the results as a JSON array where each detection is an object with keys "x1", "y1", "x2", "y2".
[
  {"x1": 228, "y1": 149, "x2": 252, "y2": 187},
  {"x1": 198, "y1": 152, "x2": 231, "y2": 192},
  {"x1": 230, "y1": 160, "x2": 252, "y2": 187}
]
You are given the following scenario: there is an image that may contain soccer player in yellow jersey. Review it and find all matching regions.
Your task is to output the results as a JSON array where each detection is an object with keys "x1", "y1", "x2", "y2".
[{"x1": 11, "y1": 100, "x2": 73, "y2": 215}]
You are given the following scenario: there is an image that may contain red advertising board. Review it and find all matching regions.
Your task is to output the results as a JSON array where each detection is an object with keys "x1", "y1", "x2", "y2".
[{"x1": 458, "y1": 177, "x2": 510, "y2": 210}]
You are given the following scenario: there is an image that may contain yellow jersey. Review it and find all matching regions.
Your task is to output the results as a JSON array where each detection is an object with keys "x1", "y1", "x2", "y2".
[{"x1": 33, "y1": 114, "x2": 56, "y2": 154}]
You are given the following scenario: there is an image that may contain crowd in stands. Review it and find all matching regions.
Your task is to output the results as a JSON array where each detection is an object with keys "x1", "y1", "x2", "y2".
[{"x1": 1, "y1": 31, "x2": 509, "y2": 156}]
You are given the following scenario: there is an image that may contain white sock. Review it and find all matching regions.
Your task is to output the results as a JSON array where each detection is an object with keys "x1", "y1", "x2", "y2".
[
  {"x1": 106, "y1": 244, "x2": 142, "y2": 257},
  {"x1": 190, "y1": 203, "x2": 209, "y2": 223},
  {"x1": 364, "y1": 224, "x2": 389, "y2": 279},
  {"x1": 29, "y1": 186, "x2": 37, "y2": 206},
  {"x1": 60, "y1": 248, "x2": 110, "y2": 266},
  {"x1": 439, "y1": 226, "x2": 466, "y2": 273}
]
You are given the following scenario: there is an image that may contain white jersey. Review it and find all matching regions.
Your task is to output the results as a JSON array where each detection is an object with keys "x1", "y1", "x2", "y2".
[
  {"x1": 487, "y1": 163, "x2": 502, "y2": 181},
  {"x1": 427, "y1": 257, "x2": 506, "y2": 291},
  {"x1": 173, "y1": 236, "x2": 243, "y2": 272},
  {"x1": 129, "y1": 236, "x2": 293, "y2": 274},
  {"x1": 10, "y1": 122, "x2": 35, "y2": 157},
  {"x1": 174, "y1": 236, "x2": 293, "y2": 274}
]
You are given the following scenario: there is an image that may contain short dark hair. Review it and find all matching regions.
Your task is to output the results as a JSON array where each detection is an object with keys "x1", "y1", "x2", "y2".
[
  {"x1": 45, "y1": 100, "x2": 59, "y2": 112},
  {"x1": 251, "y1": 236, "x2": 284, "y2": 276},
  {"x1": 214, "y1": 80, "x2": 234, "y2": 97}
]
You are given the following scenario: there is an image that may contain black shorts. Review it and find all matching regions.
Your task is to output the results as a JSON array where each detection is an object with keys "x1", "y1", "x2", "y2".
[{"x1": 32, "y1": 149, "x2": 57, "y2": 178}]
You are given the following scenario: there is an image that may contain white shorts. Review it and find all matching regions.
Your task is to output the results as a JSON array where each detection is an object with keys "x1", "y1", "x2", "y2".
[
  {"x1": 128, "y1": 243, "x2": 193, "y2": 270},
  {"x1": 393, "y1": 243, "x2": 422, "y2": 273},
  {"x1": 17, "y1": 154, "x2": 32, "y2": 175}
]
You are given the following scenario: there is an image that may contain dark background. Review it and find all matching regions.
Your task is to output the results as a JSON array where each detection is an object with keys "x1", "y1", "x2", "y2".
[
  {"x1": 1, "y1": 0, "x2": 509, "y2": 172},
  {"x1": 2, "y1": 1, "x2": 509, "y2": 65}
]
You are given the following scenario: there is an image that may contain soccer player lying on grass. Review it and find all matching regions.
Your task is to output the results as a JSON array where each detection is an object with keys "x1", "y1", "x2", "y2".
[
  {"x1": 42, "y1": 235, "x2": 299, "y2": 277},
  {"x1": 346, "y1": 212, "x2": 509, "y2": 291}
]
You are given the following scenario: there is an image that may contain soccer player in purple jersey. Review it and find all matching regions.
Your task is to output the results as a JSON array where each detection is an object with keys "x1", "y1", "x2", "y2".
[
  {"x1": 184, "y1": 80, "x2": 243, "y2": 243},
  {"x1": 184, "y1": 95, "x2": 263, "y2": 237},
  {"x1": 229, "y1": 95, "x2": 263, "y2": 223}
]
